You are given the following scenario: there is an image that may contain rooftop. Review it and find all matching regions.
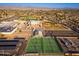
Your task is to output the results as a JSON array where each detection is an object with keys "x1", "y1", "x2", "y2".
[{"x1": 0, "y1": 21, "x2": 17, "y2": 34}]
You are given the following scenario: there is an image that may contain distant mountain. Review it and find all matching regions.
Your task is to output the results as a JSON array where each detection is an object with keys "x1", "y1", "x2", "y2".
[{"x1": 0, "y1": 6, "x2": 79, "y2": 11}]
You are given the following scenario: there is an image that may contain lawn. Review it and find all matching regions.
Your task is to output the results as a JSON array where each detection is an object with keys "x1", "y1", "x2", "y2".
[{"x1": 26, "y1": 36, "x2": 62, "y2": 54}]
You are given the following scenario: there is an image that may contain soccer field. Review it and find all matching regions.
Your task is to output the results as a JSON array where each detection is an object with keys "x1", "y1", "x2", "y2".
[{"x1": 26, "y1": 36, "x2": 63, "y2": 54}]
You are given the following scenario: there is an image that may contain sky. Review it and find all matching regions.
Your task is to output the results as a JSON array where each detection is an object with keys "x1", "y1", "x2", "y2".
[{"x1": 0, "y1": 3, "x2": 79, "y2": 8}]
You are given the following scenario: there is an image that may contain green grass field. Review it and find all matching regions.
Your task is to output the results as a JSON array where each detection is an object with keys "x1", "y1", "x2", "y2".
[{"x1": 26, "y1": 36, "x2": 62, "y2": 54}]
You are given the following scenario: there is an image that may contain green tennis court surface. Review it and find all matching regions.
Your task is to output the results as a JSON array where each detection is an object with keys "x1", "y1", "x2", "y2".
[{"x1": 26, "y1": 36, "x2": 62, "y2": 54}]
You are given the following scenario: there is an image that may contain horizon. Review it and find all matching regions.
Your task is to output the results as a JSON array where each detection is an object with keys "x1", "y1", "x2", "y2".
[{"x1": 0, "y1": 3, "x2": 79, "y2": 9}]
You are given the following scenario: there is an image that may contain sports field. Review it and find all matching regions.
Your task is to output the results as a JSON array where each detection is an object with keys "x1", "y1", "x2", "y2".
[{"x1": 26, "y1": 36, "x2": 63, "y2": 54}]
